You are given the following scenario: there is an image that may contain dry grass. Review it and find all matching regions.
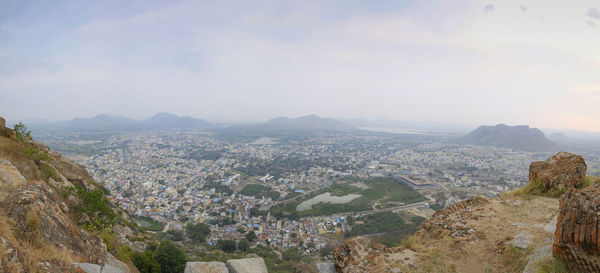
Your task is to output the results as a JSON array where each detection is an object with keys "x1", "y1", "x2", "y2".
[
  {"x1": 0, "y1": 210, "x2": 76, "y2": 272},
  {"x1": 409, "y1": 195, "x2": 558, "y2": 273},
  {"x1": 535, "y1": 257, "x2": 584, "y2": 273}
]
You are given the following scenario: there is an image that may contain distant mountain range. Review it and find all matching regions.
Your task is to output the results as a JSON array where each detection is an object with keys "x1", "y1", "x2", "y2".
[
  {"x1": 30, "y1": 113, "x2": 213, "y2": 132},
  {"x1": 252, "y1": 114, "x2": 356, "y2": 132},
  {"x1": 458, "y1": 124, "x2": 560, "y2": 152}
]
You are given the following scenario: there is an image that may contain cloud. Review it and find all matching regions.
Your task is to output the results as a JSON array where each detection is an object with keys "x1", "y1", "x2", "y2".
[
  {"x1": 588, "y1": 8, "x2": 600, "y2": 20},
  {"x1": 484, "y1": 4, "x2": 495, "y2": 13}
]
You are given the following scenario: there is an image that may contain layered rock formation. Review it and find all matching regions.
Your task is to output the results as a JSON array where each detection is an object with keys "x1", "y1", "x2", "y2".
[
  {"x1": 529, "y1": 152, "x2": 587, "y2": 191},
  {"x1": 421, "y1": 196, "x2": 489, "y2": 239},
  {"x1": 553, "y1": 186, "x2": 600, "y2": 271}
]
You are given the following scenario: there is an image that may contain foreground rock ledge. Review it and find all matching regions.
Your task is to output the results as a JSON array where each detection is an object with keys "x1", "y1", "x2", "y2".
[
  {"x1": 529, "y1": 152, "x2": 587, "y2": 191},
  {"x1": 553, "y1": 186, "x2": 600, "y2": 271}
]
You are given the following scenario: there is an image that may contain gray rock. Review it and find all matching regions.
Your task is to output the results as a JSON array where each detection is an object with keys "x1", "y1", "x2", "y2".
[
  {"x1": 103, "y1": 252, "x2": 131, "y2": 273},
  {"x1": 226, "y1": 258, "x2": 268, "y2": 273},
  {"x1": 510, "y1": 231, "x2": 533, "y2": 249},
  {"x1": 316, "y1": 262, "x2": 336, "y2": 273},
  {"x1": 522, "y1": 245, "x2": 552, "y2": 273},
  {"x1": 510, "y1": 222, "x2": 525, "y2": 227},
  {"x1": 185, "y1": 262, "x2": 229, "y2": 273},
  {"x1": 544, "y1": 215, "x2": 557, "y2": 233},
  {"x1": 74, "y1": 263, "x2": 102, "y2": 273}
]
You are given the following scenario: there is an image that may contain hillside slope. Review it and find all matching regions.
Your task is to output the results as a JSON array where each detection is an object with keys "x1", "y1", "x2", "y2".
[
  {"x1": 334, "y1": 194, "x2": 558, "y2": 273},
  {"x1": 0, "y1": 119, "x2": 150, "y2": 272}
]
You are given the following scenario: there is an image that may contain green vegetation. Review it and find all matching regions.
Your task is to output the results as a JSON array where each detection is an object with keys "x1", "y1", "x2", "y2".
[
  {"x1": 217, "y1": 239, "x2": 237, "y2": 253},
  {"x1": 13, "y1": 122, "x2": 31, "y2": 142},
  {"x1": 40, "y1": 164, "x2": 57, "y2": 181},
  {"x1": 63, "y1": 185, "x2": 116, "y2": 232},
  {"x1": 345, "y1": 211, "x2": 425, "y2": 247},
  {"x1": 131, "y1": 250, "x2": 161, "y2": 273},
  {"x1": 202, "y1": 181, "x2": 233, "y2": 195},
  {"x1": 237, "y1": 238, "x2": 250, "y2": 251},
  {"x1": 514, "y1": 177, "x2": 597, "y2": 198},
  {"x1": 153, "y1": 240, "x2": 188, "y2": 273},
  {"x1": 240, "y1": 184, "x2": 280, "y2": 200},
  {"x1": 245, "y1": 230, "x2": 257, "y2": 242},
  {"x1": 186, "y1": 222, "x2": 211, "y2": 242},
  {"x1": 131, "y1": 215, "x2": 166, "y2": 232},
  {"x1": 273, "y1": 177, "x2": 425, "y2": 217},
  {"x1": 535, "y1": 257, "x2": 583, "y2": 273}
]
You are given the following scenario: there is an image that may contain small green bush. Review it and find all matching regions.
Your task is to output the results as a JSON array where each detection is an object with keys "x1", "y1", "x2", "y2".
[
  {"x1": 40, "y1": 164, "x2": 57, "y2": 181},
  {"x1": 63, "y1": 185, "x2": 116, "y2": 231}
]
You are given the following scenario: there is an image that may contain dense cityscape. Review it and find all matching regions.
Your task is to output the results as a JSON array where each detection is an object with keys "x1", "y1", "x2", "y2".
[{"x1": 38, "y1": 128, "x2": 598, "y2": 259}]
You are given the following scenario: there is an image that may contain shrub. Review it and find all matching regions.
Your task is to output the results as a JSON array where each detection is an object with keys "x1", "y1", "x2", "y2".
[
  {"x1": 154, "y1": 240, "x2": 187, "y2": 273},
  {"x1": 217, "y1": 239, "x2": 236, "y2": 253},
  {"x1": 63, "y1": 185, "x2": 116, "y2": 231},
  {"x1": 13, "y1": 122, "x2": 31, "y2": 142},
  {"x1": 245, "y1": 230, "x2": 257, "y2": 242},
  {"x1": 186, "y1": 222, "x2": 211, "y2": 242},
  {"x1": 238, "y1": 238, "x2": 250, "y2": 252},
  {"x1": 131, "y1": 250, "x2": 161, "y2": 273},
  {"x1": 40, "y1": 164, "x2": 57, "y2": 181}
]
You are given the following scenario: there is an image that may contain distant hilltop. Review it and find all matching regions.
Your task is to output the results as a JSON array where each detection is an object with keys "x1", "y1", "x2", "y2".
[
  {"x1": 458, "y1": 124, "x2": 560, "y2": 152},
  {"x1": 31, "y1": 112, "x2": 213, "y2": 132},
  {"x1": 254, "y1": 114, "x2": 356, "y2": 132}
]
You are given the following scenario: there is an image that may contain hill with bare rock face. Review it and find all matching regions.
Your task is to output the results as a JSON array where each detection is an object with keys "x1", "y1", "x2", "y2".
[
  {"x1": 0, "y1": 118, "x2": 153, "y2": 273},
  {"x1": 458, "y1": 124, "x2": 560, "y2": 152}
]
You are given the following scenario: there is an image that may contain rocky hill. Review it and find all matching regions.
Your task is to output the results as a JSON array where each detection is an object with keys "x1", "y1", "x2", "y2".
[
  {"x1": 332, "y1": 152, "x2": 600, "y2": 273},
  {"x1": 0, "y1": 117, "x2": 152, "y2": 272},
  {"x1": 256, "y1": 115, "x2": 356, "y2": 132},
  {"x1": 458, "y1": 124, "x2": 560, "y2": 152}
]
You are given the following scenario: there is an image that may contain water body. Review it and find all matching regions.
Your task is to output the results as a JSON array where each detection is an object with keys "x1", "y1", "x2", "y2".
[
  {"x1": 250, "y1": 137, "x2": 278, "y2": 145},
  {"x1": 296, "y1": 192, "x2": 362, "y2": 211}
]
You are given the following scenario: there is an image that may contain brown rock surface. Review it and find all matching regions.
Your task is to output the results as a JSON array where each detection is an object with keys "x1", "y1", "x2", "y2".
[
  {"x1": 529, "y1": 152, "x2": 587, "y2": 191},
  {"x1": 333, "y1": 236, "x2": 414, "y2": 273},
  {"x1": 421, "y1": 196, "x2": 489, "y2": 239},
  {"x1": 553, "y1": 186, "x2": 600, "y2": 271}
]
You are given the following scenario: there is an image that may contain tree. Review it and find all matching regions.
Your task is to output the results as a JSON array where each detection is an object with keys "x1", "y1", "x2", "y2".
[
  {"x1": 131, "y1": 251, "x2": 161, "y2": 273},
  {"x1": 218, "y1": 239, "x2": 236, "y2": 253},
  {"x1": 282, "y1": 247, "x2": 301, "y2": 261},
  {"x1": 186, "y1": 222, "x2": 211, "y2": 242},
  {"x1": 167, "y1": 229, "x2": 184, "y2": 241},
  {"x1": 13, "y1": 122, "x2": 31, "y2": 142},
  {"x1": 154, "y1": 240, "x2": 187, "y2": 273},
  {"x1": 238, "y1": 238, "x2": 250, "y2": 252},
  {"x1": 245, "y1": 230, "x2": 257, "y2": 242}
]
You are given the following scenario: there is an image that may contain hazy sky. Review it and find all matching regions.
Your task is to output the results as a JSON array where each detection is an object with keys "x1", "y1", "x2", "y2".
[{"x1": 1, "y1": 0, "x2": 600, "y2": 131}]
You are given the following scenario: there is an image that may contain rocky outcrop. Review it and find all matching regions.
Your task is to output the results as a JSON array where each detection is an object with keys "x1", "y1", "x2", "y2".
[
  {"x1": 0, "y1": 121, "x2": 139, "y2": 273},
  {"x1": 185, "y1": 262, "x2": 228, "y2": 273},
  {"x1": 529, "y1": 152, "x2": 587, "y2": 191},
  {"x1": 333, "y1": 236, "x2": 414, "y2": 273},
  {"x1": 421, "y1": 196, "x2": 489, "y2": 239},
  {"x1": 553, "y1": 186, "x2": 600, "y2": 271},
  {"x1": 226, "y1": 258, "x2": 268, "y2": 273}
]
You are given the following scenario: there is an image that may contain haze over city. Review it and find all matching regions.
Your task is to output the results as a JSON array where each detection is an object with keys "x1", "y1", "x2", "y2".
[{"x1": 2, "y1": 0, "x2": 600, "y2": 131}]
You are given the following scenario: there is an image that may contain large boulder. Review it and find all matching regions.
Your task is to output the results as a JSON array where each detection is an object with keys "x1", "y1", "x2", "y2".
[
  {"x1": 553, "y1": 186, "x2": 600, "y2": 271},
  {"x1": 185, "y1": 262, "x2": 228, "y2": 273},
  {"x1": 529, "y1": 152, "x2": 587, "y2": 191},
  {"x1": 226, "y1": 258, "x2": 268, "y2": 273}
]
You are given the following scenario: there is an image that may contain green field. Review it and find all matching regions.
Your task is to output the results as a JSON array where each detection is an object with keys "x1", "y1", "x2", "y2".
[
  {"x1": 131, "y1": 215, "x2": 165, "y2": 232},
  {"x1": 273, "y1": 177, "x2": 425, "y2": 217}
]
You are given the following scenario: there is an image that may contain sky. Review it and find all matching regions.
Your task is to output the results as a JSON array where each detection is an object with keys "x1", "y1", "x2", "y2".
[{"x1": 1, "y1": 0, "x2": 600, "y2": 131}]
